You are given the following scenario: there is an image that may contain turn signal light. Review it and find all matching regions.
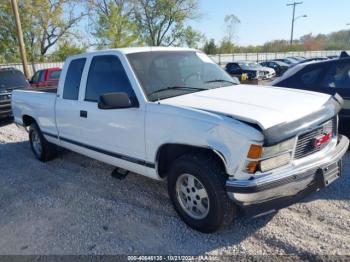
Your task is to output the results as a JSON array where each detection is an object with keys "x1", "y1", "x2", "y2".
[
  {"x1": 245, "y1": 161, "x2": 259, "y2": 174},
  {"x1": 247, "y1": 144, "x2": 263, "y2": 159}
]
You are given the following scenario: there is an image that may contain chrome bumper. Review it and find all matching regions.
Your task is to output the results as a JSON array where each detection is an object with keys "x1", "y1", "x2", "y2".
[{"x1": 226, "y1": 135, "x2": 349, "y2": 217}]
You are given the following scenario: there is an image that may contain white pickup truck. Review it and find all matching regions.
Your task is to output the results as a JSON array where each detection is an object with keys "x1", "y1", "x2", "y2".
[{"x1": 12, "y1": 47, "x2": 349, "y2": 233}]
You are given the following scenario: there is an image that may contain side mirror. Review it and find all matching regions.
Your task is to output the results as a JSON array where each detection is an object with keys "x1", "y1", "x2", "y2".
[{"x1": 98, "y1": 92, "x2": 135, "y2": 109}]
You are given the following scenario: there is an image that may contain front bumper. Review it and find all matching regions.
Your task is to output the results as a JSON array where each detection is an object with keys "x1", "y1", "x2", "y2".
[{"x1": 226, "y1": 135, "x2": 349, "y2": 217}]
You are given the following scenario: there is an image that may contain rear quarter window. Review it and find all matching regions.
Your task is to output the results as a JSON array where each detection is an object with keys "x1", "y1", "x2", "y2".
[{"x1": 63, "y1": 58, "x2": 86, "y2": 100}]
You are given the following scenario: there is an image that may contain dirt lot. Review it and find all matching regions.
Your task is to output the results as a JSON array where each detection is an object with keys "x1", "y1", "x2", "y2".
[{"x1": 0, "y1": 124, "x2": 349, "y2": 256}]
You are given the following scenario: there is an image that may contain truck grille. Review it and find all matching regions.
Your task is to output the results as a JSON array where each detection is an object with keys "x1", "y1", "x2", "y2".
[
  {"x1": 0, "y1": 93, "x2": 12, "y2": 118},
  {"x1": 294, "y1": 118, "x2": 335, "y2": 160}
]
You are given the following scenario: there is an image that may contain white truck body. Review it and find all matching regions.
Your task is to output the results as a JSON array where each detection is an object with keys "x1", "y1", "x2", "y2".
[{"x1": 11, "y1": 47, "x2": 349, "y2": 231}]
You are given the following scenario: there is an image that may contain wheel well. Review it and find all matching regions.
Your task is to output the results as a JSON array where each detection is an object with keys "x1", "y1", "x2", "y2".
[
  {"x1": 22, "y1": 115, "x2": 35, "y2": 126},
  {"x1": 156, "y1": 144, "x2": 226, "y2": 178}
]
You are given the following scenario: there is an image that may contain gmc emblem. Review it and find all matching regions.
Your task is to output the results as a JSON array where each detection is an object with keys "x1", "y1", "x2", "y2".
[{"x1": 314, "y1": 133, "x2": 332, "y2": 147}]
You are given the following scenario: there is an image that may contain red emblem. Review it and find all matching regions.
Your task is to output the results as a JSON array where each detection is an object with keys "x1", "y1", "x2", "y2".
[{"x1": 314, "y1": 133, "x2": 332, "y2": 147}]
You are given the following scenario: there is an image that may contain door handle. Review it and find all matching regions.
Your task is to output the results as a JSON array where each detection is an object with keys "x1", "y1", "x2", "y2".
[{"x1": 80, "y1": 110, "x2": 87, "y2": 118}]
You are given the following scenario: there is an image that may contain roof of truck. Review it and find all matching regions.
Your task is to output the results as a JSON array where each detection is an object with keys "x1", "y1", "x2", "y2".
[
  {"x1": 66, "y1": 47, "x2": 200, "y2": 62},
  {"x1": 76, "y1": 47, "x2": 197, "y2": 57}
]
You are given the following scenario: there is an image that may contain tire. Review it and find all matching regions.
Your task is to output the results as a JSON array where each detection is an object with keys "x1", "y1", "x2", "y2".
[
  {"x1": 29, "y1": 123, "x2": 57, "y2": 162},
  {"x1": 167, "y1": 153, "x2": 236, "y2": 233}
]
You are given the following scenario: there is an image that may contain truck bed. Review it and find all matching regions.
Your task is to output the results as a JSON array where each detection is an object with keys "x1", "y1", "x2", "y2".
[
  {"x1": 12, "y1": 89, "x2": 58, "y2": 136},
  {"x1": 24, "y1": 87, "x2": 57, "y2": 93}
]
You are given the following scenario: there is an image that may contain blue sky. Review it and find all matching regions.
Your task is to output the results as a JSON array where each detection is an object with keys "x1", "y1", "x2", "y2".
[{"x1": 189, "y1": 0, "x2": 350, "y2": 45}]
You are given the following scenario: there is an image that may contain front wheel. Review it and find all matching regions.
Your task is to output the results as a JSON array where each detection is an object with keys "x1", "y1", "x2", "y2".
[{"x1": 167, "y1": 153, "x2": 236, "y2": 233}]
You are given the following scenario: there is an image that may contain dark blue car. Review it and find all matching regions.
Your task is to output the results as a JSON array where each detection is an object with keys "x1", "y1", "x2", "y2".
[{"x1": 271, "y1": 55, "x2": 350, "y2": 124}]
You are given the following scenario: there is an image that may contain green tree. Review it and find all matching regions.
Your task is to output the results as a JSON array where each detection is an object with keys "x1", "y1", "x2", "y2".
[
  {"x1": 52, "y1": 41, "x2": 87, "y2": 61},
  {"x1": 224, "y1": 14, "x2": 240, "y2": 43},
  {"x1": 203, "y1": 39, "x2": 217, "y2": 54},
  {"x1": 0, "y1": 2, "x2": 21, "y2": 63},
  {"x1": 132, "y1": 0, "x2": 200, "y2": 46},
  {"x1": 0, "y1": 0, "x2": 86, "y2": 63},
  {"x1": 181, "y1": 26, "x2": 204, "y2": 48},
  {"x1": 89, "y1": 0, "x2": 140, "y2": 48},
  {"x1": 219, "y1": 40, "x2": 235, "y2": 54}
]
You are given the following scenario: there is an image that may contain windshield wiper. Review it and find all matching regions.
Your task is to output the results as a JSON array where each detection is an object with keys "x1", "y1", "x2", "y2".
[
  {"x1": 149, "y1": 86, "x2": 208, "y2": 97},
  {"x1": 205, "y1": 79, "x2": 237, "y2": 85}
]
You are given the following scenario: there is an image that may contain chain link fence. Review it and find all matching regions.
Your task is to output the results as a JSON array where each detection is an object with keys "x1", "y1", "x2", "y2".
[
  {"x1": 0, "y1": 50, "x2": 347, "y2": 76},
  {"x1": 209, "y1": 50, "x2": 346, "y2": 66}
]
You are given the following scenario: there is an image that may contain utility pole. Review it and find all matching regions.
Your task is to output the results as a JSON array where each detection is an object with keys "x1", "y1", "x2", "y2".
[
  {"x1": 10, "y1": 0, "x2": 30, "y2": 79},
  {"x1": 287, "y1": 2, "x2": 303, "y2": 46}
]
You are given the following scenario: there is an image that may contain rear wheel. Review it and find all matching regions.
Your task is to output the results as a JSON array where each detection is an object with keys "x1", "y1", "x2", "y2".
[
  {"x1": 167, "y1": 153, "x2": 236, "y2": 233},
  {"x1": 29, "y1": 123, "x2": 57, "y2": 161}
]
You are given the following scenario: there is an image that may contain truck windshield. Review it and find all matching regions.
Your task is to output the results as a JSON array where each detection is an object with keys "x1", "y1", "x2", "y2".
[
  {"x1": 0, "y1": 70, "x2": 28, "y2": 90},
  {"x1": 127, "y1": 51, "x2": 238, "y2": 101}
]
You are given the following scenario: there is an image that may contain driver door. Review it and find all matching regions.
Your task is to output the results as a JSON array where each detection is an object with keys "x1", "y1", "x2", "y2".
[{"x1": 78, "y1": 54, "x2": 147, "y2": 174}]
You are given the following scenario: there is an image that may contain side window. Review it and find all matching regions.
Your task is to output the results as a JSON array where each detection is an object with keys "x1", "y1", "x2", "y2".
[
  {"x1": 322, "y1": 62, "x2": 350, "y2": 89},
  {"x1": 228, "y1": 63, "x2": 239, "y2": 71},
  {"x1": 63, "y1": 58, "x2": 86, "y2": 100},
  {"x1": 85, "y1": 55, "x2": 136, "y2": 102},
  {"x1": 39, "y1": 70, "x2": 45, "y2": 82},
  {"x1": 299, "y1": 68, "x2": 322, "y2": 87},
  {"x1": 48, "y1": 69, "x2": 61, "y2": 80},
  {"x1": 31, "y1": 71, "x2": 41, "y2": 83}
]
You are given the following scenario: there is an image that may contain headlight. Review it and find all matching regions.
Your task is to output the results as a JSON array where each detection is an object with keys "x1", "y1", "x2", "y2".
[
  {"x1": 263, "y1": 138, "x2": 295, "y2": 158},
  {"x1": 260, "y1": 152, "x2": 292, "y2": 172},
  {"x1": 245, "y1": 138, "x2": 296, "y2": 174}
]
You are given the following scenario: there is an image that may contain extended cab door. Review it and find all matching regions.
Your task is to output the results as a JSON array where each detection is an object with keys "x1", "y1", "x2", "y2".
[
  {"x1": 55, "y1": 57, "x2": 87, "y2": 142},
  {"x1": 77, "y1": 54, "x2": 147, "y2": 175}
]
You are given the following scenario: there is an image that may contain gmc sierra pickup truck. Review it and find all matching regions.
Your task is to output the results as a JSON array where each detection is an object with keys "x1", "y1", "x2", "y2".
[{"x1": 12, "y1": 47, "x2": 349, "y2": 233}]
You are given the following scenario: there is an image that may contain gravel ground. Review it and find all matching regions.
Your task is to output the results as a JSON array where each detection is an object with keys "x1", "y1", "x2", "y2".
[{"x1": 0, "y1": 124, "x2": 349, "y2": 256}]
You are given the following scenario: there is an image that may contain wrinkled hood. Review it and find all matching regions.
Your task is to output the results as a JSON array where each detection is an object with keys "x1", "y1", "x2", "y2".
[{"x1": 161, "y1": 85, "x2": 331, "y2": 130}]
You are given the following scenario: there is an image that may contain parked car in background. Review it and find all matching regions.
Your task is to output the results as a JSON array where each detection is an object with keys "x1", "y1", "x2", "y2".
[
  {"x1": 271, "y1": 56, "x2": 350, "y2": 124},
  {"x1": 248, "y1": 62, "x2": 276, "y2": 79},
  {"x1": 30, "y1": 67, "x2": 61, "y2": 88},
  {"x1": 12, "y1": 47, "x2": 349, "y2": 232},
  {"x1": 296, "y1": 57, "x2": 329, "y2": 65},
  {"x1": 286, "y1": 56, "x2": 305, "y2": 62},
  {"x1": 260, "y1": 61, "x2": 289, "y2": 77},
  {"x1": 294, "y1": 56, "x2": 306, "y2": 60},
  {"x1": 274, "y1": 58, "x2": 299, "y2": 65},
  {"x1": 0, "y1": 68, "x2": 29, "y2": 124},
  {"x1": 225, "y1": 62, "x2": 265, "y2": 80}
]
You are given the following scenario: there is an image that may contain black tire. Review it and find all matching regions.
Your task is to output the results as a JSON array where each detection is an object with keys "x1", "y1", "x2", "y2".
[
  {"x1": 29, "y1": 123, "x2": 57, "y2": 162},
  {"x1": 167, "y1": 153, "x2": 236, "y2": 233}
]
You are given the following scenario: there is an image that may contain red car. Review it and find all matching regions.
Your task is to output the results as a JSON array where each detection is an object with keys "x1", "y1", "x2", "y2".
[{"x1": 30, "y1": 67, "x2": 61, "y2": 88}]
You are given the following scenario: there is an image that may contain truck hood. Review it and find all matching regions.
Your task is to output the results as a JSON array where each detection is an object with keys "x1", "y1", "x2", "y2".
[{"x1": 161, "y1": 84, "x2": 331, "y2": 130}]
